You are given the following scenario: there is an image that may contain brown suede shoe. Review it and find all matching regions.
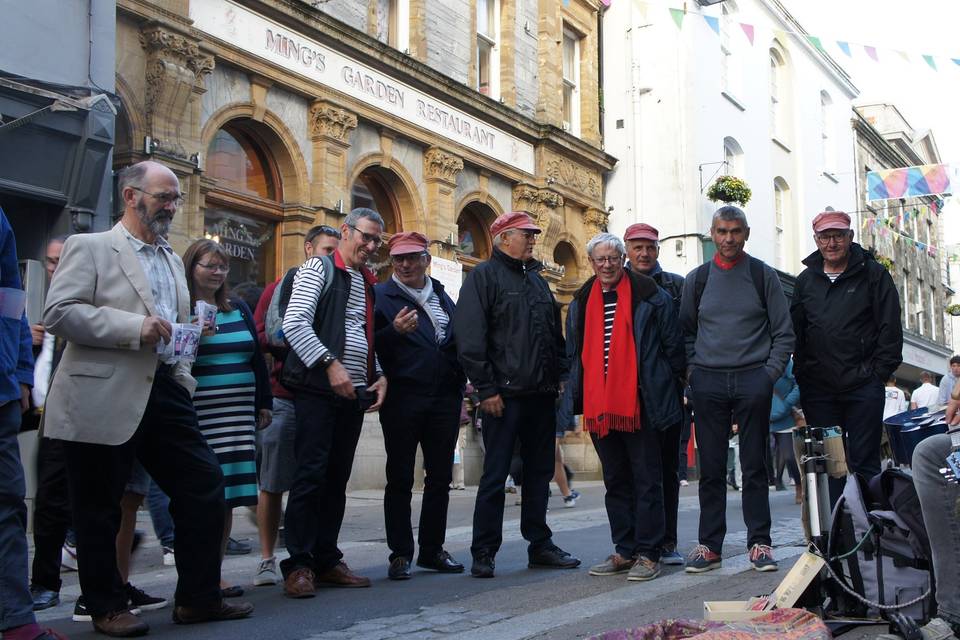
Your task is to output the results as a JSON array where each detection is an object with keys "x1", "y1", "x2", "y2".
[
  {"x1": 92, "y1": 610, "x2": 149, "y2": 637},
  {"x1": 171, "y1": 600, "x2": 254, "y2": 624},
  {"x1": 315, "y1": 562, "x2": 371, "y2": 588},
  {"x1": 284, "y1": 567, "x2": 316, "y2": 598}
]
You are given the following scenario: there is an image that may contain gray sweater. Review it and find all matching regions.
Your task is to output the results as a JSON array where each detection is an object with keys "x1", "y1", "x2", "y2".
[{"x1": 679, "y1": 256, "x2": 794, "y2": 380}]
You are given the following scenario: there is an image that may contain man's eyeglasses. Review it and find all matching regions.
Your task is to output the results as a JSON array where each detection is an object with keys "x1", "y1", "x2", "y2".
[
  {"x1": 391, "y1": 253, "x2": 427, "y2": 265},
  {"x1": 815, "y1": 231, "x2": 850, "y2": 243},
  {"x1": 591, "y1": 255, "x2": 623, "y2": 265},
  {"x1": 197, "y1": 262, "x2": 230, "y2": 274},
  {"x1": 132, "y1": 187, "x2": 184, "y2": 208},
  {"x1": 347, "y1": 224, "x2": 383, "y2": 248}
]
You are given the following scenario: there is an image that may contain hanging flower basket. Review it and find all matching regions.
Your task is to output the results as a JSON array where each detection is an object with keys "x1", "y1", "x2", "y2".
[
  {"x1": 947, "y1": 304, "x2": 960, "y2": 317},
  {"x1": 706, "y1": 175, "x2": 752, "y2": 206}
]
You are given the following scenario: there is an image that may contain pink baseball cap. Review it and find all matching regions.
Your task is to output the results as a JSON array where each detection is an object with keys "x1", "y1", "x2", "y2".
[
  {"x1": 624, "y1": 223, "x2": 660, "y2": 242},
  {"x1": 388, "y1": 231, "x2": 429, "y2": 255},
  {"x1": 812, "y1": 211, "x2": 851, "y2": 233},
  {"x1": 490, "y1": 211, "x2": 541, "y2": 237}
]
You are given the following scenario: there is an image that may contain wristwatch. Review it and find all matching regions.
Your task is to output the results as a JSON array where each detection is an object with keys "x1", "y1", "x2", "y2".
[{"x1": 317, "y1": 352, "x2": 337, "y2": 369}]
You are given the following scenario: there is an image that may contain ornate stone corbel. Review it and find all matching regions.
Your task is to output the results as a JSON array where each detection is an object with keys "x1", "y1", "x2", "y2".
[
  {"x1": 423, "y1": 147, "x2": 464, "y2": 184},
  {"x1": 584, "y1": 207, "x2": 610, "y2": 239},
  {"x1": 309, "y1": 100, "x2": 358, "y2": 143}
]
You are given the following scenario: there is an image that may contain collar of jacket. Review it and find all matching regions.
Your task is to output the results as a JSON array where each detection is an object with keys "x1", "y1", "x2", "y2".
[
  {"x1": 334, "y1": 249, "x2": 378, "y2": 287},
  {"x1": 801, "y1": 242, "x2": 870, "y2": 278},
  {"x1": 491, "y1": 246, "x2": 543, "y2": 272},
  {"x1": 627, "y1": 260, "x2": 663, "y2": 282},
  {"x1": 574, "y1": 268, "x2": 659, "y2": 310},
  {"x1": 381, "y1": 275, "x2": 447, "y2": 302}
]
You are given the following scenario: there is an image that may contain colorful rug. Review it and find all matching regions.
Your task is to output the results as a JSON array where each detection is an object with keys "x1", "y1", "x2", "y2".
[{"x1": 590, "y1": 608, "x2": 831, "y2": 640}]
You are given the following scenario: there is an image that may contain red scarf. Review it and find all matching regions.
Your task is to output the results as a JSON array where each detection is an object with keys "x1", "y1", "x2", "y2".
[{"x1": 581, "y1": 274, "x2": 642, "y2": 437}]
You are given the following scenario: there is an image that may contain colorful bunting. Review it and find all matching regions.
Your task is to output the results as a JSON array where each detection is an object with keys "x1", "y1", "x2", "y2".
[
  {"x1": 867, "y1": 164, "x2": 952, "y2": 201},
  {"x1": 806, "y1": 35, "x2": 825, "y2": 52},
  {"x1": 669, "y1": 7, "x2": 685, "y2": 30},
  {"x1": 864, "y1": 46, "x2": 879, "y2": 61},
  {"x1": 703, "y1": 15, "x2": 719, "y2": 35},
  {"x1": 740, "y1": 23, "x2": 754, "y2": 46},
  {"x1": 923, "y1": 55, "x2": 937, "y2": 70},
  {"x1": 953, "y1": 59, "x2": 960, "y2": 67},
  {"x1": 836, "y1": 41, "x2": 852, "y2": 57}
]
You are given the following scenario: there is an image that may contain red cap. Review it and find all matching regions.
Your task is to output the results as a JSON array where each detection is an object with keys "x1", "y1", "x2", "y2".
[
  {"x1": 388, "y1": 231, "x2": 429, "y2": 256},
  {"x1": 490, "y1": 211, "x2": 541, "y2": 237},
  {"x1": 624, "y1": 223, "x2": 660, "y2": 242},
  {"x1": 812, "y1": 211, "x2": 851, "y2": 233}
]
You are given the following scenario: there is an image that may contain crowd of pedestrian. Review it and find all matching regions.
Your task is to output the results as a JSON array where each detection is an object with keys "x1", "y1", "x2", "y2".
[{"x1": 3, "y1": 158, "x2": 946, "y2": 640}]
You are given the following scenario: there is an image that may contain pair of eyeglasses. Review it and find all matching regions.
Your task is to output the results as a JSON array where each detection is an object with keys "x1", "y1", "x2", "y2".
[
  {"x1": 391, "y1": 253, "x2": 427, "y2": 264},
  {"x1": 197, "y1": 262, "x2": 230, "y2": 274},
  {"x1": 815, "y1": 232, "x2": 849, "y2": 243},
  {"x1": 132, "y1": 187, "x2": 185, "y2": 208},
  {"x1": 591, "y1": 255, "x2": 623, "y2": 265},
  {"x1": 347, "y1": 224, "x2": 383, "y2": 248}
]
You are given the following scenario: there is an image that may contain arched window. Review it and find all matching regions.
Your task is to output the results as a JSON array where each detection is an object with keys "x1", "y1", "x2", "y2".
[
  {"x1": 351, "y1": 167, "x2": 402, "y2": 280},
  {"x1": 820, "y1": 90, "x2": 834, "y2": 171},
  {"x1": 204, "y1": 119, "x2": 284, "y2": 288},
  {"x1": 769, "y1": 47, "x2": 786, "y2": 139},
  {"x1": 723, "y1": 136, "x2": 744, "y2": 176},
  {"x1": 720, "y1": 1, "x2": 741, "y2": 97},
  {"x1": 457, "y1": 201, "x2": 496, "y2": 275},
  {"x1": 553, "y1": 241, "x2": 580, "y2": 285},
  {"x1": 773, "y1": 177, "x2": 789, "y2": 269}
]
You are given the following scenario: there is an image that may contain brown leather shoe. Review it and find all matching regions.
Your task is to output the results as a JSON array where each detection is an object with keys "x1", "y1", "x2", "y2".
[
  {"x1": 315, "y1": 562, "x2": 371, "y2": 588},
  {"x1": 284, "y1": 567, "x2": 316, "y2": 598},
  {"x1": 172, "y1": 600, "x2": 254, "y2": 624},
  {"x1": 92, "y1": 610, "x2": 149, "y2": 637}
]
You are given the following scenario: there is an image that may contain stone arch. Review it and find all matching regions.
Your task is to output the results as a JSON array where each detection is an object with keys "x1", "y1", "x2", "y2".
[
  {"x1": 114, "y1": 75, "x2": 146, "y2": 157},
  {"x1": 455, "y1": 190, "x2": 506, "y2": 221},
  {"x1": 347, "y1": 152, "x2": 425, "y2": 236},
  {"x1": 553, "y1": 237, "x2": 582, "y2": 285},
  {"x1": 200, "y1": 103, "x2": 309, "y2": 205},
  {"x1": 456, "y1": 198, "x2": 499, "y2": 261}
]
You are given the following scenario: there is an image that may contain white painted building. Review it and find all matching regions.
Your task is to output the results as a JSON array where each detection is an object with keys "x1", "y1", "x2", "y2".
[{"x1": 602, "y1": 0, "x2": 858, "y2": 277}]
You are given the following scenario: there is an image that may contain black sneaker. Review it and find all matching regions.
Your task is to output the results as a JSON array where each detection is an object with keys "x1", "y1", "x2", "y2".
[
  {"x1": 528, "y1": 545, "x2": 581, "y2": 569},
  {"x1": 470, "y1": 551, "x2": 495, "y2": 578},
  {"x1": 225, "y1": 537, "x2": 252, "y2": 556},
  {"x1": 125, "y1": 583, "x2": 168, "y2": 611},
  {"x1": 73, "y1": 596, "x2": 91, "y2": 622}
]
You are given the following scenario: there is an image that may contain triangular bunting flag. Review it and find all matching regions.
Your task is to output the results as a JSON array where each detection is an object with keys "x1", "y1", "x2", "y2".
[
  {"x1": 669, "y1": 8, "x2": 685, "y2": 29},
  {"x1": 953, "y1": 59, "x2": 960, "y2": 67},
  {"x1": 806, "y1": 35, "x2": 825, "y2": 52},
  {"x1": 923, "y1": 55, "x2": 937, "y2": 70},
  {"x1": 704, "y1": 15, "x2": 720, "y2": 35},
  {"x1": 740, "y1": 23, "x2": 755, "y2": 45},
  {"x1": 864, "y1": 45, "x2": 879, "y2": 61},
  {"x1": 836, "y1": 41, "x2": 852, "y2": 57},
  {"x1": 895, "y1": 50, "x2": 910, "y2": 62}
]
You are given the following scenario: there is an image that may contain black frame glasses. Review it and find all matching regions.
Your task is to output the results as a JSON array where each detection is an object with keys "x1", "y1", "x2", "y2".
[
  {"x1": 131, "y1": 187, "x2": 184, "y2": 208},
  {"x1": 347, "y1": 224, "x2": 384, "y2": 248}
]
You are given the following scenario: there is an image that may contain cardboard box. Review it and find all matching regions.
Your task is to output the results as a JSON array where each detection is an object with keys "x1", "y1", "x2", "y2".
[{"x1": 704, "y1": 552, "x2": 826, "y2": 622}]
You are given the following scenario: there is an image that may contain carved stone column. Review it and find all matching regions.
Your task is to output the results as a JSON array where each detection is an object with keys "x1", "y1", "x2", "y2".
[
  {"x1": 422, "y1": 147, "x2": 463, "y2": 246},
  {"x1": 139, "y1": 23, "x2": 213, "y2": 162},
  {"x1": 309, "y1": 99, "x2": 358, "y2": 210}
]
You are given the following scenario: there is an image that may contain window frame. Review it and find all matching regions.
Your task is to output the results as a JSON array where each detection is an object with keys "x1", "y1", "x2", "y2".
[
  {"x1": 562, "y1": 26, "x2": 581, "y2": 136},
  {"x1": 476, "y1": 0, "x2": 500, "y2": 99}
]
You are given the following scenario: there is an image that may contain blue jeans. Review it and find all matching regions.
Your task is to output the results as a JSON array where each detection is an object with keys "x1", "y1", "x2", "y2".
[
  {"x1": 147, "y1": 480, "x2": 175, "y2": 548},
  {"x1": 0, "y1": 400, "x2": 35, "y2": 631},
  {"x1": 912, "y1": 434, "x2": 960, "y2": 629}
]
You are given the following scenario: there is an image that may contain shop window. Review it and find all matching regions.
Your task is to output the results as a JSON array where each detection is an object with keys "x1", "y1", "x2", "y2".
[
  {"x1": 457, "y1": 202, "x2": 495, "y2": 270},
  {"x1": 203, "y1": 209, "x2": 277, "y2": 289},
  {"x1": 562, "y1": 27, "x2": 581, "y2": 136},
  {"x1": 351, "y1": 167, "x2": 401, "y2": 280},
  {"x1": 476, "y1": 0, "x2": 500, "y2": 98},
  {"x1": 207, "y1": 125, "x2": 279, "y2": 201}
]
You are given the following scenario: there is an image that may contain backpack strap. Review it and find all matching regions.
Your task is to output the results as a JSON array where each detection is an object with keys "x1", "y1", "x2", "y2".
[
  {"x1": 692, "y1": 262, "x2": 710, "y2": 328},
  {"x1": 278, "y1": 254, "x2": 335, "y2": 317},
  {"x1": 693, "y1": 256, "x2": 767, "y2": 326},
  {"x1": 748, "y1": 256, "x2": 767, "y2": 312}
]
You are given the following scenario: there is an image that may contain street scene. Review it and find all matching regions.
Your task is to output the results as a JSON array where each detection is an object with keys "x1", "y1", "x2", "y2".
[{"x1": 2, "y1": 0, "x2": 960, "y2": 639}]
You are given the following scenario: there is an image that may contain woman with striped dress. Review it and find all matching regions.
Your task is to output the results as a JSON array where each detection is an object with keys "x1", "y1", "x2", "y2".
[{"x1": 183, "y1": 239, "x2": 272, "y2": 595}]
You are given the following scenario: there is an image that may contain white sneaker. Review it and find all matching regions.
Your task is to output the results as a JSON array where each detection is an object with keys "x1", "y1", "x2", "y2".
[
  {"x1": 562, "y1": 494, "x2": 577, "y2": 508},
  {"x1": 680, "y1": 479, "x2": 689, "y2": 487},
  {"x1": 61, "y1": 541, "x2": 78, "y2": 572},
  {"x1": 254, "y1": 556, "x2": 280, "y2": 586},
  {"x1": 162, "y1": 546, "x2": 175, "y2": 566}
]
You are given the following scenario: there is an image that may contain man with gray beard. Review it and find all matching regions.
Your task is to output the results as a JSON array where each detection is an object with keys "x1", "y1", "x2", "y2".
[{"x1": 43, "y1": 161, "x2": 253, "y2": 636}]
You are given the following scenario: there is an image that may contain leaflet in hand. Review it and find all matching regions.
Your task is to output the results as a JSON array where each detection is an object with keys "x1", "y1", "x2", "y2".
[
  {"x1": 156, "y1": 323, "x2": 202, "y2": 361},
  {"x1": 195, "y1": 300, "x2": 217, "y2": 333}
]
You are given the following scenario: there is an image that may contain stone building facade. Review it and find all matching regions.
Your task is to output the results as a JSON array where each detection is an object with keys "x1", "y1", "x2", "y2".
[
  {"x1": 852, "y1": 104, "x2": 951, "y2": 387},
  {"x1": 114, "y1": 0, "x2": 615, "y2": 487}
]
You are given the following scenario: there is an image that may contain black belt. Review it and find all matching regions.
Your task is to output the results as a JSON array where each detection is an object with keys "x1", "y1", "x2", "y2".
[{"x1": 156, "y1": 362, "x2": 176, "y2": 375}]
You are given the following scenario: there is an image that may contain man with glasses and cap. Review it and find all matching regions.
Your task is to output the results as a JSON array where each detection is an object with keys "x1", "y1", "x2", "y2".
[
  {"x1": 791, "y1": 210, "x2": 902, "y2": 490},
  {"x1": 373, "y1": 232, "x2": 466, "y2": 580},
  {"x1": 279, "y1": 208, "x2": 387, "y2": 598},
  {"x1": 455, "y1": 211, "x2": 580, "y2": 578},
  {"x1": 251, "y1": 224, "x2": 340, "y2": 587}
]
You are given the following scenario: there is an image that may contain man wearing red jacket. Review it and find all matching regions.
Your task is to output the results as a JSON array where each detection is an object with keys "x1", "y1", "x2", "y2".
[{"x1": 251, "y1": 225, "x2": 339, "y2": 587}]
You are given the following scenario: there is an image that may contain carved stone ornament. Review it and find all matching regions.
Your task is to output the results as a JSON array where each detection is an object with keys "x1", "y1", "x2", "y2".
[
  {"x1": 423, "y1": 147, "x2": 464, "y2": 183},
  {"x1": 309, "y1": 101, "x2": 358, "y2": 142},
  {"x1": 545, "y1": 157, "x2": 601, "y2": 199},
  {"x1": 584, "y1": 207, "x2": 610, "y2": 237}
]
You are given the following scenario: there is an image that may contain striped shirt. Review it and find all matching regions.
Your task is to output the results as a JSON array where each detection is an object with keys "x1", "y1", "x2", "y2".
[
  {"x1": 602, "y1": 290, "x2": 617, "y2": 375},
  {"x1": 425, "y1": 292, "x2": 449, "y2": 343},
  {"x1": 119, "y1": 223, "x2": 178, "y2": 363},
  {"x1": 283, "y1": 257, "x2": 375, "y2": 387},
  {"x1": 825, "y1": 271, "x2": 841, "y2": 283}
]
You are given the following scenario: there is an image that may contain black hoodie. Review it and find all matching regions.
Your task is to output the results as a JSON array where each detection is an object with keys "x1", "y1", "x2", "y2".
[{"x1": 791, "y1": 243, "x2": 903, "y2": 393}]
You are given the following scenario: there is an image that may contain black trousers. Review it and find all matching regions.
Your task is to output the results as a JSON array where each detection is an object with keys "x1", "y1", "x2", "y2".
[
  {"x1": 61, "y1": 369, "x2": 225, "y2": 616},
  {"x1": 380, "y1": 390, "x2": 461, "y2": 561},
  {"x1": 689, "y1": 366, "x2": 773, "y2": 554},
  {"x1": 657, "y1": 422, "x2": 681, "y2": 550},
  {"x1": 31, "y1": 437, "x2": 72, "y2": 592},
  {"x1": 281, "y1": 391, "x2": 363, "y2": 578},
  {"x1": 471, "y1": 394, "x2": 555, "y2": 557},
  {"x1": 678, "y1": 418, "x2": 692, "y2": 481},
  {"x1": 592, "y1": 427, "x2": 664, "y2": 560}
]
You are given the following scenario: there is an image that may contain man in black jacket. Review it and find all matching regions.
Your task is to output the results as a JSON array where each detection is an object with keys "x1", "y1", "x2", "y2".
[
  {"x1": 374, "y1": 232, "x2": 465, "y2": 580},
  {"x1": 791, "y1": 211, "x2": 902, "y2": 493},
  {"x1": 624, "y1": 223, "x2": 686, "y2": 567},
  {"x1": 454, "y1": 211, "x2": 580, "y2": 578}
]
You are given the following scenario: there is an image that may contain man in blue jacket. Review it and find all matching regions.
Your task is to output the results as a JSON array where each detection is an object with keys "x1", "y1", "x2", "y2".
[
  {"x1": 569, "y1": 233, "x2": 685, "y2": 582},
  {"x1": 0, "y1": 208, "x2": 60, "y2": 640},
  {"x1": 374, "y1": 232, "x2": 465, "y2": 580}
]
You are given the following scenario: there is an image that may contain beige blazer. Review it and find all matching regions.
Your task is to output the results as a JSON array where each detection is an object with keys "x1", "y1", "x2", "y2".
[{"x1": 42, "y1": 223, "x2": 196, "y2": 445}]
